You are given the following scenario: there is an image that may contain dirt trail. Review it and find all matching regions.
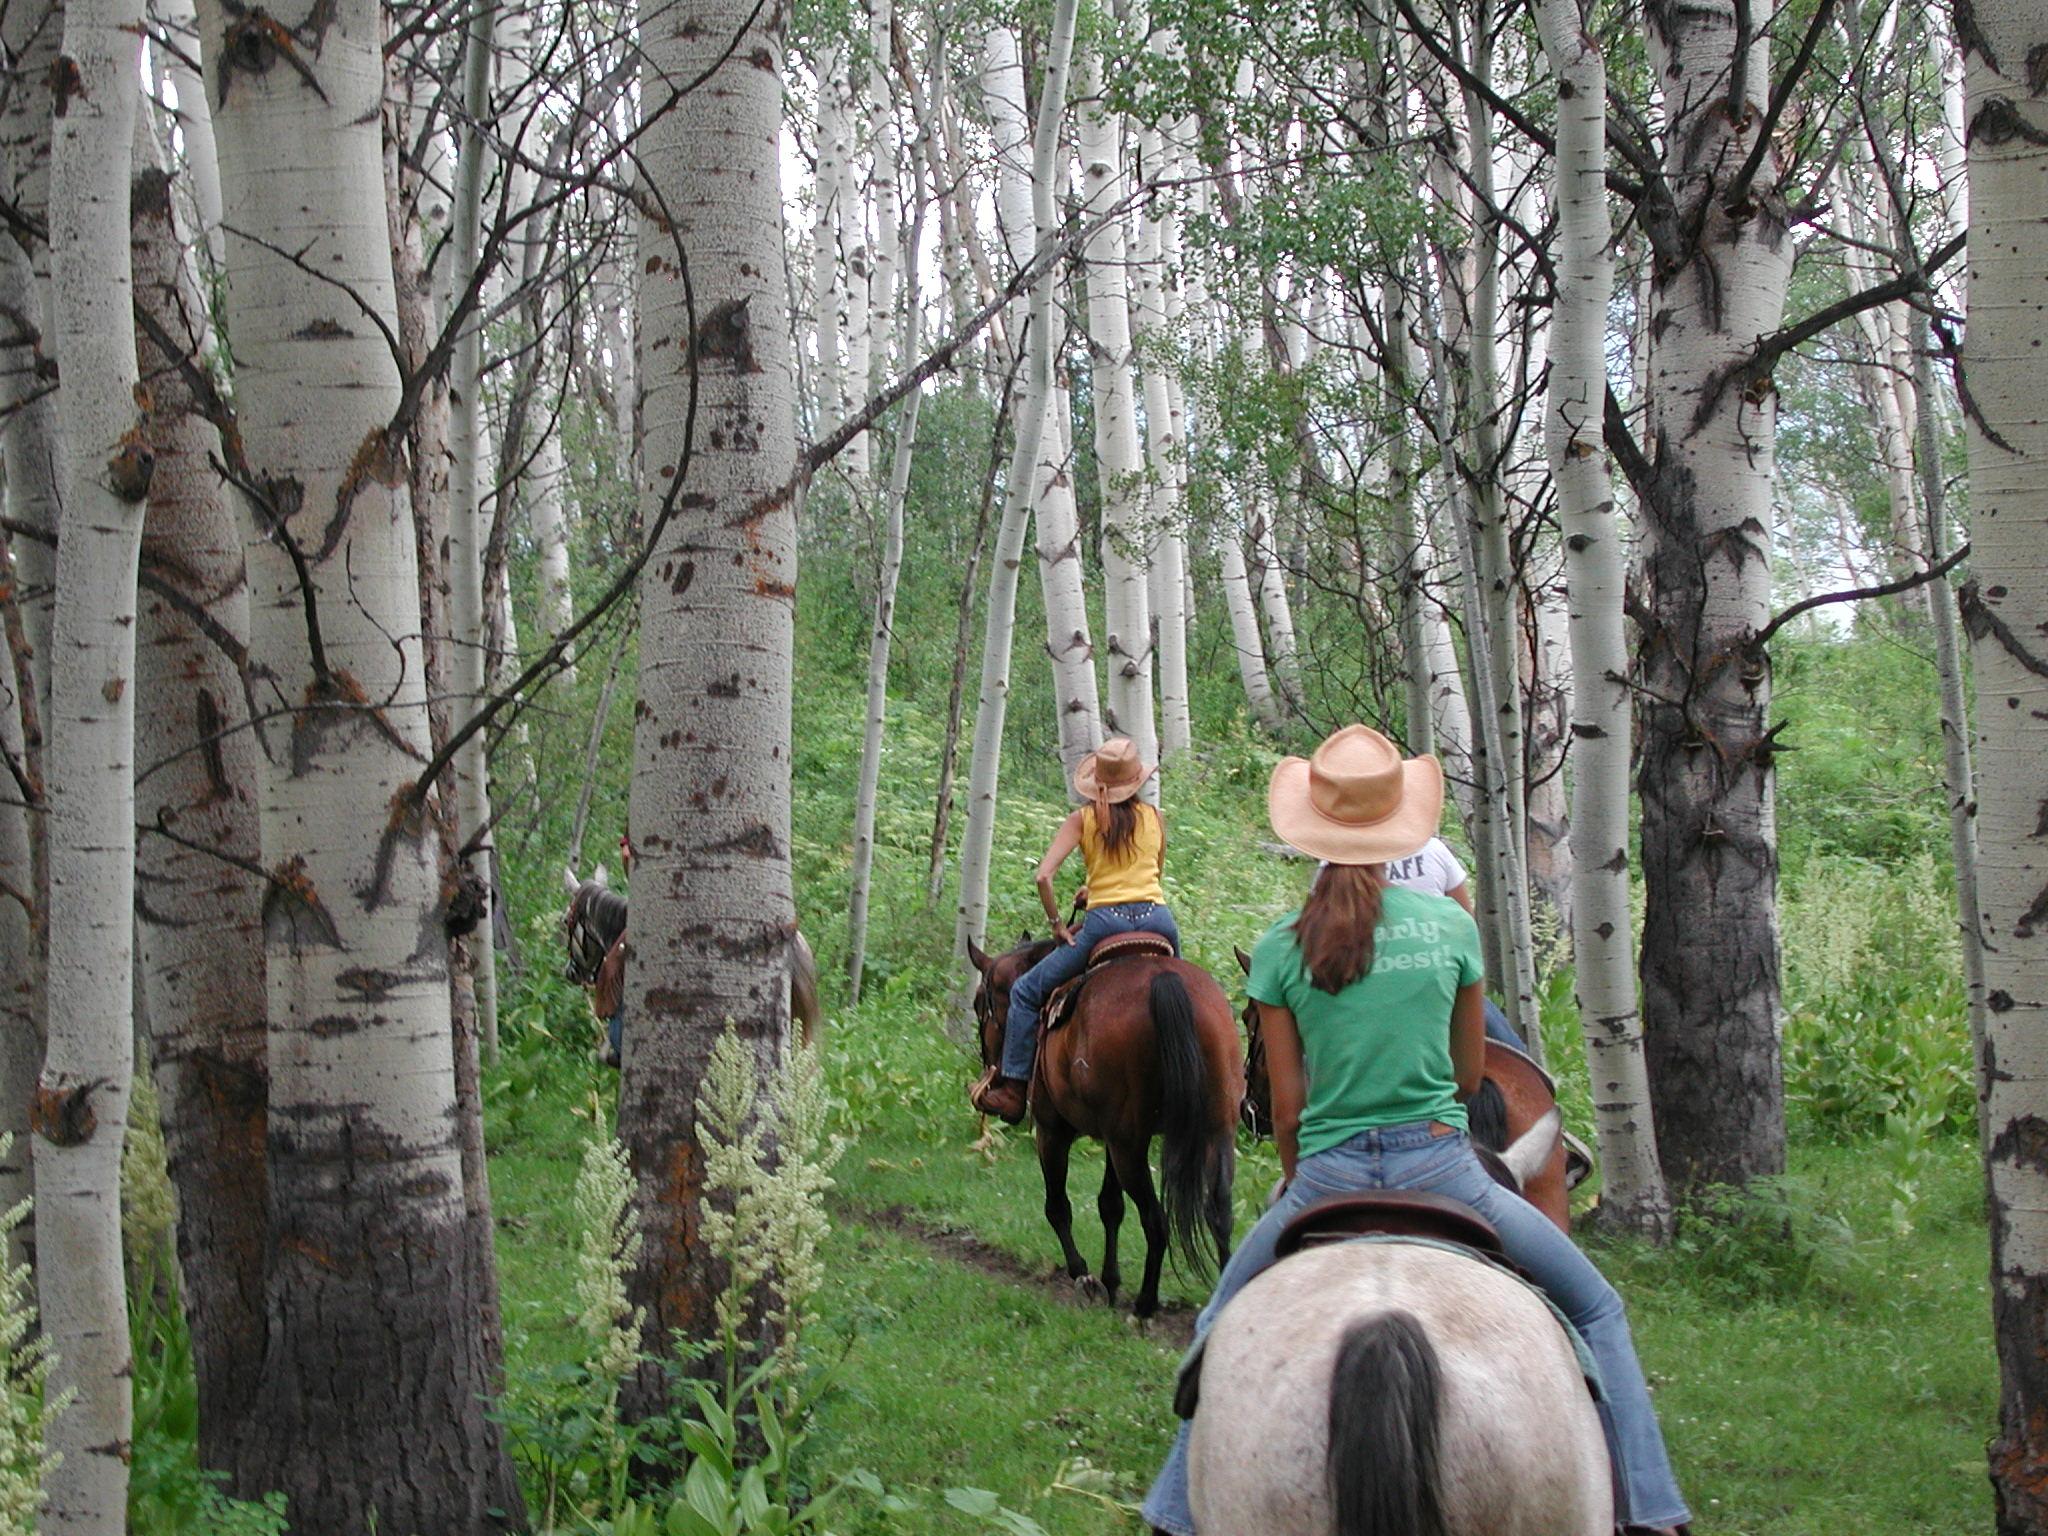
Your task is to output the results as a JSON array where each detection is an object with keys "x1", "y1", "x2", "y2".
[{"x1": 839, "y1": 1200, "x2": 1199, "y2": 1348}]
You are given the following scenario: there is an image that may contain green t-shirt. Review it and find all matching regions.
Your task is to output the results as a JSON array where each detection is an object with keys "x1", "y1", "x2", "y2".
[{"x1": 1246, "y1": 886, "x2": 1485, "y2": 1157}]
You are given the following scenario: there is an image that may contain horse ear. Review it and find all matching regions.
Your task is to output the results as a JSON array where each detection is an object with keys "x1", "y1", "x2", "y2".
[
  {"x1": 563, "y1": 866, "x2": 582, "y2": 895},
  {"x1": 593, "y1": 863, "x2": 610, "y2": 889},
  {"x1": 966, "y1": 939, "x2": 993, "y2": 975},
  {"x1": 1234, "y1": 945, "x2": 1252, "y2": 975},
  {"x1": 1020, "y1": 928, "x2": 1033, "y2": 946}
]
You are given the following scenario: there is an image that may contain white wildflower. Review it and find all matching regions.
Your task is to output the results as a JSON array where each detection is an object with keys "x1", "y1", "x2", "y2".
[
  {"x1": 572, "y1": 1101, "x2": 644, "y2": 1416},
  {"x1": 0, "y1": 1136, "x2": 64, "y2": 1536}
]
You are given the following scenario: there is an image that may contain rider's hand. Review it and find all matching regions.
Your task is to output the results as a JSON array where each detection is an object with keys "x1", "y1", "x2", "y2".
[
  {"x1": 1054, "y1": 920, "x2": 1077, "y2": 946},
  {"x1": 1073, "y1": 884, "x2": 1089, "y2": 910}
]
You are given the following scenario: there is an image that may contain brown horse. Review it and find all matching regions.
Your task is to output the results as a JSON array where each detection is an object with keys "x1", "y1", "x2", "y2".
[
  {"x1": 561, "y1": 867, "x2": 822, "y2": 1051},
  {"x1": 967, "y1": 936, "x2": 1244, "y2": 1318},
  {"x1": 1233, "y1": 947, "x2": 1575, "y2": 1233}
]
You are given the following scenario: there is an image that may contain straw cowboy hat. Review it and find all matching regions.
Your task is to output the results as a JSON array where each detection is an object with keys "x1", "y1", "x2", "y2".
[
  {"x1": 1074, "y1": 737, "x2": 1155, "y2": 803},
  {"x1": 1268, "y1": 724, "x2": 1443, "y2": 865}
]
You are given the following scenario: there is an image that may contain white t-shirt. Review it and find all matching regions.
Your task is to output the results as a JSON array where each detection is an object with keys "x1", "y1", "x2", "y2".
[{"x1": 1317, "y1": 837, "x2": 1468, "y2": 898}]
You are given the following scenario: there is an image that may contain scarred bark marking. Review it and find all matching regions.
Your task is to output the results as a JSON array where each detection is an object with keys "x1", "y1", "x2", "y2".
[{"x1": 30, "y1": 1078, "x2": 107, "y2": 1145}]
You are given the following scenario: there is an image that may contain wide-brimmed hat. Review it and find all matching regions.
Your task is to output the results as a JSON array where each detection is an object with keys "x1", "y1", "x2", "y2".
[
  {"x1": 1267, "y1": 724, "x2": 1442, "y2": 865},
  {"x1": 1074, "y1": 737, "x2": 1156, "y2": 803}
]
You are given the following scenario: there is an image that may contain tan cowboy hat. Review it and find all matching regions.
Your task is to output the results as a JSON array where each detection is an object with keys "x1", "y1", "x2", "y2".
[
  {"x1": 1073, "y1": 737, "x2": 1156, "y2": 803},
  {"x1": 1267, "y1": 724, "x2": 1443, "y2": 864}
]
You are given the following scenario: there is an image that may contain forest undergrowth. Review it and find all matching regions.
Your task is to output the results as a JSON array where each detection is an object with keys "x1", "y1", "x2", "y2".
[{"x1": 116, "y1": 558, "x2": 1994, "y2": 1533}]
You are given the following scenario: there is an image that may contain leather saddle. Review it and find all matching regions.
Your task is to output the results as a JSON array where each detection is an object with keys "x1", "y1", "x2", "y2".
[
  {"x1": 1039, "y1": 931, "x2": 1178, "y2": 1038},
  {"x1": 1275, "y1": 1190, "x2": 1505, "y2": 1262}
]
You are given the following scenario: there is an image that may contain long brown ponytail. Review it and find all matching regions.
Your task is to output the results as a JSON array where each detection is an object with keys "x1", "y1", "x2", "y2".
[
  {"x1": 1092, "y1": 798, "x2": 1145, "y2": 859},
  {"x1": 1294, "y1": 863, "x2": 1384, "y2": 992}
]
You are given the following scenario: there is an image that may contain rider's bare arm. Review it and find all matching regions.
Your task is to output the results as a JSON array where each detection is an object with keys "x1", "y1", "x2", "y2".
[
  {"x1": 1444, "y1": 879, "x2": 1474, "y2": 915},
  {"x1": 1155, "y1": 809, "x2": 1168, "y2": 876},
  {"x1": 1036, "y1": 809, "x2": 1086, "y2": 941},
  {"x1": 1258, "y1": 1001, "x2": 1307, "y2": 1185},
  {"x1": 1449, "y1": 981, "x2": 1486, "y2": 1098}
]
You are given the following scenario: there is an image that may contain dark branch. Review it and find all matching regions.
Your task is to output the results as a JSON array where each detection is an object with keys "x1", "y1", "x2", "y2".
[{"x1": 1752, "y1": 542, "x2": 1970, "y2": 650}]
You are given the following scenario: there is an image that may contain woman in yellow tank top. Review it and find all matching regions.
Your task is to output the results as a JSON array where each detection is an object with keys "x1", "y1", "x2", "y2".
[{"x1": 970, "y1": 738, "x2": 1181, "y2": 1124}]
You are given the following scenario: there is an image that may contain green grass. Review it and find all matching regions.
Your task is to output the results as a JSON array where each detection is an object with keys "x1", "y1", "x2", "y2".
[{"x1": 488, "y1": 943, "x2": 1997, "y2": 1535}]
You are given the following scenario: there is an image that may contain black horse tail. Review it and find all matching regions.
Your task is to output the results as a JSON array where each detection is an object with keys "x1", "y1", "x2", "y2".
[
  {"x1": 1150, "y1": 970, "x2": 1220, "y2": 1278},
  {"x1": 1465, "y1": 1074, "x2": 1509, "y2": 1151},
  {"x1": 1327, "y1": 1310, "x2": 1449, "y2": 1536}
]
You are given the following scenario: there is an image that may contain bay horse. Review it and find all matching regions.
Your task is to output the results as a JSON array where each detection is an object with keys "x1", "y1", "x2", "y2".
[
  {"x1": 1185, "y1": 1234, "x2": 1611, "y2": 1535},
  {"x1": 561, "y1": 867, "x2": 822, "y2": 1050},
  {"x1": 1234, "y1": 946, "x2": 1577, "y2": 1234},
  {"x1": 967, "y1": 935, "x2": 1243, "y2": 1318}
]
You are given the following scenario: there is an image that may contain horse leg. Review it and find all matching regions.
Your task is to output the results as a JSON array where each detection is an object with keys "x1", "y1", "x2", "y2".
[
  {"x1": 1096, "y1": 1157, "x2": 1125, "y2": 1305},
  {"x1": 1035, "y1": 1122, "x2": 1092, "y2": 1287},
  {"x1": 1109, "y1": 1137, "x2": 1170, "y2": 1319}
]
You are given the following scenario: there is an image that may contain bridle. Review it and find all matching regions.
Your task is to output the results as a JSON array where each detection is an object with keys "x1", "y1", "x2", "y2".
[{"x1": 562, "y1": 886, "x2": 617, "y2": 987}]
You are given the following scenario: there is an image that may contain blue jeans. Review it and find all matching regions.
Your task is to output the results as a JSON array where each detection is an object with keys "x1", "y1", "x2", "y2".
[
  {"x1": 607, "y1": 1008, "x2": 624, "y2": 1059},
  {"x1": 1141, "y1": 1122, "x2": 1690, "y2": 1534},
  {"x1": 1001, "y1": 901, "x2": 1180, "y2": 1080},
  {"x1": 1484, "y1": 995, "x2": 1523, "y2": 1048}
]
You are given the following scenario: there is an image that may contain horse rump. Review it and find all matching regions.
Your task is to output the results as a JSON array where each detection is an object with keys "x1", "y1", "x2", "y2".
[
  {"x1": 1327, "y1": 1309, "x2": 1448, "y2": 1536},
  {"x1": 1149, "y1": 970, "x2": 1223, "y2": 1279}
]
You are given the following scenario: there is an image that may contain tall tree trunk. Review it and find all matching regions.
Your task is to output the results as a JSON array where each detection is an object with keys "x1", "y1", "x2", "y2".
[
  {"x1": 0, "y1": 0, "x2": 62, "y2": 765},
  {"x1": 810, "y1": 42, "x2": 848, "y2": 437},
  {"x1": 955, "y1": 0, "x2": 1081, "y2": 962},
  {"x1": 37, "y1": 1, "x2": 145, "y2": 1529},
  {"x1": 847, "y1": 187, "x2": 925, "y2": 1003},
  {"x1": 447, "y1": 0, "x2": 500, "y2": 1061},
  {"x1": 1138, "y1": 83, "x2": 1193, "y2": 760},
  {"x1": 198, "y1": 0, "x2": 520, "y2": 1523},
  {"x1": 1635, "y1": 0, "x2": 1794, "y2": 1195},
  {"x1": 1962, "y1": 3, "x2": 2048, "y2": 1524},
  {"x1": 1077, "y1": 54, "x2": 1155, "y2": 769},
  {"x1": 1218, "y1": 521, "x2": 1284, "y2": 732},
  {"x1": 926, "y1": 361, "x2": 1012, "y2": 909},
  {"x1": 0, "y1": 0, "x2": 57, "y2": 1285},
  {"x1": 1032, "y1": 308, "x2": 1102, "y2": 780},
  {"x1": 1533, "y1": 0, "x2": 1671, "y2": 1237},
  {"x1": 129, "y1": 121, "x2": 271, "y2": 1472},
  {"x1": 622, "y1": 0, "x2": 799, "y2": 1405}
]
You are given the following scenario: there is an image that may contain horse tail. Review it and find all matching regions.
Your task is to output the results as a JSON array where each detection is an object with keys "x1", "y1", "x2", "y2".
[
  {"x1": 1327, "y1": 1310, "x2": 1448, "y2": 1536},
  {"x1": 1465, "y1": 1074, "x2": 1509, "y2": 1151},
  {"x1": 1150, "y1": 970, "x2": 1218, "y2": 1278}
]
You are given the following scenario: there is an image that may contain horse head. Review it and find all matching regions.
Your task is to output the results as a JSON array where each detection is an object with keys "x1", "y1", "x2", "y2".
[
  {"x1": 561, "y1": 870, "x2": 627, "y2": 988},
  {"x1": 966, "y1": 935, "x2": 1057, "y2": 1074}
]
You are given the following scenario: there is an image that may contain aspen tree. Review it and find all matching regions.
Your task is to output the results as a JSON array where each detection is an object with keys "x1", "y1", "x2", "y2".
[
  {"x1": 1077, "y1": 52, "x2": 1156, "y2": 769},
  {"x1": 1962, "y1": 0, "x2": 2048, "y2": 1520},
  {"x1": 622, "y1": 0, "x2": 802, "y2": 1399},
  {"x1": 955, "y1": 2, "x2": 1082, "y2": 962},
  {"x1": 128, "y1": 116, "x2": 270, "y2": 1467},
  {"x1": 197, "y1": 0, "x2": 519, "y2": 1520},
  {"x1": 36, "y1": 0, "x2": 146, "y2": 1528},
  {"x1": 1531, "y1": 0, "x2": 1671, "y2": 1236}
]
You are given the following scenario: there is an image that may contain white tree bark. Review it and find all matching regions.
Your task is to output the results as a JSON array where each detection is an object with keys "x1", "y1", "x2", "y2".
[
  {"x1": 810, "y1": 42, "x2": 849, "y2": 436},
  {"x1": 129, "y1": 123, "x2": 270, "y2": 1465},
  {"x1": 1963, "y1": 2, "x2": 2048, "y2": 1517},
  {"x1": 155, "y1": 0, "x2": 224, "y2": 271},
  {"x1": 528, "y1": 424, "x2": 575, "y2": 657},
  {"x1": 197, "y1": 0, "x2": 517, "y2": 1519},
  {"x1": 846, "y1": 189, "x2": 924, "y2": 1003},
  {"x1": 0, "y1": 0, "x2": 63, "y2": 739},
  {"x1": 622, "y1": 0, "x2": 800, "y2": 1400},
  {"x1": 1635, "y1": 0, "x2": 1795, "y2": 1192},
  {"x1": 37, "y1": 2, "x2": 145, "y2": 1529},
  {"x1": 1218, "y1": 519, "x2": 1284, "y2": 732},
  {"x1": 1077, "y1": 54, "x2": 1155, "y2": 769},
  {"x1": 1532, "y1": 0, "x2": 1671, "y2": 1237},
  {"x1": 446, "y1": 0, "x2": 500, "y2": 1060},
  {"x1": 955, "y1": 0, "x2": 1081, "y2": 963},
  {"x1": 864, "y1": 0, "x2": 898, "y2": 392}
]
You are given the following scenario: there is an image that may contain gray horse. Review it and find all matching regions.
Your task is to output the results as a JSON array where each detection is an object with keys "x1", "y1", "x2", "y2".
[
  {"x1": 560, "y1": 865, "x2": 822, "y2": 1053},
  {"x1": 1185, "y1": 1231, "x2": 1610, "y2": 1536}
]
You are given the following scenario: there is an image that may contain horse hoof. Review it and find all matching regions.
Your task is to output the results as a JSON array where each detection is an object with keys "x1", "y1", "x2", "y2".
[{"x1": 1075, "y1": 1274, "x2": 1108, "y2": 1303}]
